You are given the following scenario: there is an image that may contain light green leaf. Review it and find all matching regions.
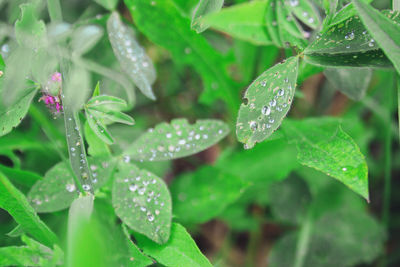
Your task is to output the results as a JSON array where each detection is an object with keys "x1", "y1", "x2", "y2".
[
  {"x1": 89, "y1": 108, "x2": 135, "y2": 125},
  {"x1": 134, "y1": 223, "x2": 212, "y2": 267},
  {"x1": 286, "y1": 0, "x2": 320, "y2": 29},
  {"x1": 324, "y1": 68, "x2": 372, "y2": 100},
  {"x1": 64, "y1": 67, "x2": 91, "y2": 112},
  {"x1": 353, "y1": 1, "x2": 400, "y2": 74},
  {"x1": 94, "y1": 0, "x2": 119, "y2": 10},
  {"x1": 123, "y1": 118, "x2": 229, "y2": 161},
  {"x1": 202, "y1": 1, "x2": 273, "y2": 45},
  {"x1": 87, "y1": 95, "x2": 128, "y2": 111},
  {"x1": 282, "y1": 118, "x2": 369, "y2": 200},
  {"x1": 112, "y1": 162, "x2": 172, "y2": 244},
  {"x1": 170, "y1": 166, "x2": 247, "y2": 224},
  {"x1": 28, "y1": 157, "x2": 116, "y2": 213},
  {"x1": 236, "y1": 56, "x2": 299, "y2": 149},
  {"x1": 0, "y1": 172, "x2": 58, "y2": 247},
  {"x1": 71, "y1": 25, "x2": 104, "y2": 56},
  {"x1": 107, "y1": 12, "x2": 156, "y2": 100},
  {"x1": 191, "y1": 0, "x2": 224, "y2": 33},
  {"x1": 84, "y1": 121, "x2": 111, "y2": 157},
  {"x1": 15, "y1": 3, "x2": 47, "y2": 49},
  {"x1": 122, "y1": 224, "x2": 154, "y2": 267},
  {"x1": 86, "y1": 108, "x2": 115, "y2": 144},
  {"x1": 124, "y1": 0, "x2": 238, "y2": 110},
  {"x1": 305, "y1": 11, "x2": 399, "y2": 68}
]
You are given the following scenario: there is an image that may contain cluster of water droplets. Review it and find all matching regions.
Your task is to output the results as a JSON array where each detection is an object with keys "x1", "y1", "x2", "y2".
[
  {"x1": 107, "y1": 12, "x2": 156, "y2": 99},
  {"x1": 124, "y1": 119, "x2": 229, "y2": 161}
]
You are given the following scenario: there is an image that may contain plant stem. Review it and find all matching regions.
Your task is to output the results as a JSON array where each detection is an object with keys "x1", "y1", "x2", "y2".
[
  {"x1": 293, "y1": 214, "x2": 313, "y2": 267},
  {"x1": 46, "y1": 0, "x2": 63, "y2": 22}
]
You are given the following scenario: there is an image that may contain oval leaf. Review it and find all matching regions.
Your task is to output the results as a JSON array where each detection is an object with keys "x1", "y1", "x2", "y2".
[
  {"x1": 28, "y1": 157, "x2": 116, "y2": 213},
  {"x1": 112, "y1": 162, "x2": 172, "y2": 244},
  {"x1": 236, "y1": 56, "x2": 299, "y2": 149},
  {"x1": 123, "y1": 118, "x2": 229, "y2": 161},
  {"x1": 107, "y1": 12, "x2": 156, "y2": 100}
]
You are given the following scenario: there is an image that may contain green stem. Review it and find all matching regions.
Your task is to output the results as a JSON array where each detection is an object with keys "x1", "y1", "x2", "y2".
[
  {"x1": 293, "y1": 214, "x2": 313, "y2": 267},
  {"x1": 46, "y1": 0, "x2": 63, "y2": 22}
]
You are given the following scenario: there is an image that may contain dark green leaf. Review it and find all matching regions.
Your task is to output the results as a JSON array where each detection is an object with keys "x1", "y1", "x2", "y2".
[
  {"x1": 0, "y1": 165, "x2": 42, "y2": 190},
  {"x1": 236, "y1": 56, "x2": 299, "y2": 149},
  {"x1": 112, "y1": 162, "x2": 172, "y2": 244},
  {"x1": 123, "y1": 118, "x2": 229, "y2": 161},
  {"x1": 0, "y1": 172, "x2": 58, "y2": 247},
  {"x1": 134, "y1": 223, "x2": 212, "y2": 267}
]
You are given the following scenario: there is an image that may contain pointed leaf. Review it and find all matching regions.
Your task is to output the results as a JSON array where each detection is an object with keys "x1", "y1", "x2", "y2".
[
  {"x1": 112, "y1": 162, "x2": 172, "y2": 244},
  {"x1": 191, "y1": 0, "x2": 224, "y2": 33},
  {"x1": 202, "y1": 1, "x2": 273, "y2": 45},
  {"x1": 286, "y1": 0, "x2": 320, "y2": 29},
  {"x1": 86, "y1": 108, "x2": 115, "y2": 144},
  {"x1": 122, "y1": 225, "x2": 154, "y2": 267},
  {"x1": 134, "y1": 223, "x2": 212, "y2": 267},
  {"x1": 353, "y1": 1, "x2": 400, "y2": 74},
  {"x1": 84, "y1": 121, "x2": 111, "y2": 157},
  {"x1": 282, "y1": 118, "x2": 369, "y2": 200},
  {"x1": 123, "y1": 118, "x2": 229, "y2": 161},
  {"x1": 89, "y1": 108, "x2": 135, "y2": 125},
  {"x1": 28, "y1": 157, "x2": 116, "y2": 213},
  {"x1": 0, "y1": 172, "x2": 58, "y2": 247},
  {"x1": 87, "y1": 95, "x2": 128, "y2": 111},
  {"x1": 107, "y1": 12, "x2": 156, "y2": 100},
  {"x1": 236, "y1": 56, "x2": 299, "y2": 149}
]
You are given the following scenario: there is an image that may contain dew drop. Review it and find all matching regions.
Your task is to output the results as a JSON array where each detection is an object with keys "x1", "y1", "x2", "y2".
[
  {"x1": 261, "y1": 80, "x2": 267, "y2": 87},
  {"x1": 129, "y1": 184, "x2": 138, "y2": 192},
  {"x1": 166, "y1": 133, "x2": 172, "y2": 138},
  {"x1": 82, "y1": 184, "x2": 91, "y2": 191},
  {"x1": 269, "y1": 99, "x2": 277, "y2": 107},
  {"x1": 249, "y1": 121, "x2": 258, "y2": 131},
  {"x1": 66, "y1": 184, "x2": 76, "y2": 192},
  {"x1": 147, "y1": 213, "x2": 155, "y2": 222},
  {"x1": 277, "y1": 89, "x2": 285, "y2": 96},
  {"x1": 345, "y1": 31, "x2": 355, "y2": 41},
  {"x1": 368, "y1": 39, "x2": 375, "y2": 47},
  {"x1": 261, "y1": 105, "x2": 271, "y2": 116}
]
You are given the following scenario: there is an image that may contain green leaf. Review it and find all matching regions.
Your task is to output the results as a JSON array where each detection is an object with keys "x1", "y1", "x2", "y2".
[
  {"x1": 123, "y1": 118, "x2": 229, "y2": 161},
  {"x1": 282, "y1": 118, "x2": 369, "y2": 200},
  {"x1": 84, "y1": 121, "x2": 111, "y2": 157},
  {"x1": 202, "y1": 1, "x2": 273, "y2": 45},
  {"x1": 71, "y1": 25, "x2": 104, "y2": 56},
  {"x1": 352, "y1": 1, "x2": 400, "y2": 74},
  {"x1": 326, "y1": 0, "x2": 373, "y2": 29},
  {"x1": 124, "y1": 0, "x2": 238, "y2": 110},
  {"x1": 170, "y1": 166, "x2": 247, "y2": 224},
  {"x1": 0, "y1": 165, "x2": 42, "y2": 190},
  {"x1": 122, "y1": 224, "x2": 154, "y2": 267},
  {"x1": 305, "y1": 11, "x2": 399, "y2": 68},
  {"x1": 324, "y1": 68, "x2": 372, "y2": 100},
  {"x1": 64, "y1": 67, "x2": 91, "y2": 112},
  {"x1": 134, "y1": 223, "x2": 212, "y2": 267},
  {"x1": 112, "y1": 162, "x2": 172, "y2": 244},
  {"x1": 86, "y1": 108, "x2": 115, "y2": 144},
  {"x1": 89, "y1": 108, "x2": 135, "y2": 125},
  {"x1": 286, "y1": 0, "x2": 320, "y2": 29},
  {"x1": 0, "y1": 172, "x2": 58, "y2": 247},
  {"x1": 107, "y1": 12, "x2": 157, "y2": 100},
  {"x1": 87, "y1": 95, "x2": 128, "y2": 111},
  {"x1": 236, "y1": 56, "x2": 299, "y2": 149},
  {"x1": 15, "y1": 3, "x2": 47, "y2": 49},
  {"x1": 94, "y1": 0, "x2": 119, "y2": 10},
  {"x1": 191, "y1": 0, "x2": 224, "y2": 33},
  {"x1": 92, "y1": 81, "x2": 101, "y2": 97},
  {"x1": 28, "y1": 157, "x2": 116, "y2": 213},
  {"x1": 0, "y1": 87, "x2": 37, "y2": 137}
]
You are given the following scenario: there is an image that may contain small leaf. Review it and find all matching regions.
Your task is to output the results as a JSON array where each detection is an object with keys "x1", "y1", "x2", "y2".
[
  {"x1": 84, "y1": 121, "x2": 111, "y2": 157},
  {"x1": 112, "y1": 162, "x2": 172, "y2": 244},
  {"x1": 86, "y1": 108, "x2": 115, "y2": 144},
  {"x1": 202, "y1": 1, "x2": 272, "y2": 45},
  {"x1": 88, "y1": 108, "x2": 135, "y2": 125},
  {"x1": 236, "y1": 56, "x2": 299, "y2": 149},
  {"x1": 305, "y1": 11, "x2": 399, "y2": 68},
  {"x1": 282, "y1": 118, "x2": 369, "y2": 200},
  {"x1": 191, "y1": 0, "x2": 224, "y2": 33},
  {"x1": 92, "y1": 81, "x2": 101, "y2": 97},
  {"x1": 123, "y1": 118, "x2": 229, "y2": 161},
  {"x1": 70, "y1": 25, "x2": 104, "y2": 56},
  {"x1": 324, "y1": 68, "x2": 372, "y2": 100},
  {"x1": 94, "y1": 0, "x2": 119, "y2": 10},
  {"x1": 107, "y1": 12, "x2": 157, "y2": 100},
  {"x1": 0, "y1": 172, "x2": 58, "y2": 247},
  {"x1": 170, "y1": 166, "x2": 247, "y2": 224},
  {"x1": 286, "y1": 0, "x2": 320, "y2": 29},
  {"x1": 353, "y1": 1, "x2": 400, "y2": 74},
  {"x1": 28, "y1": 157, "x2": 116, "y2": 213},
  {"x1": 134, "y1": 223, "x2": 213, "y2": 267},
  {"x1": 87, "y1": 95, "x2": 128, "y2": 111}
]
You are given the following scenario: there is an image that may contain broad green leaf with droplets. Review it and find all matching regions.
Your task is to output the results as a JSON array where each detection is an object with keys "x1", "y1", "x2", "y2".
[
  {"x1": 28, "y1": 157, "x2": 116, "y2": 213},
  {"x1": 353, "y1": 2, "x2": 400, "y2": 74},
  {"x1": 191, "y1": 0, "x2": 224, "y2": 33},
  {"x1": 134, "y1": 223, "x2": 213, "y2": 267},
  {"x1": 0, "y1": 172, "x2": 58, "y2": 248},
  {"x1": 304, "y1": 11, "x2": 400, "y2": 68},
  {"x1": 170, "y1": 166, "x2": 247, "y2": 224},
  {"x1": 107, "y1": 12, "x2": 157, "y2": 100},
  {"x1": 0, "y1": 87, "x2": 37, "y2": 137},
  {"x1": 202, "y1": 1, "x2": 273, "y2": 45},
  {"x1": 236, "y1": 56, "x2": 298, "y2": 149},
  {"x1": 70, "y1": 25, "x2": 104, "y2": 56},
  {"x1": 282, "y1": 118, "x2": 369, "y2": 200},
  {"x1": 94, "y1": 0, "x2": 119, "y2": 10},
  {"x1": 123, "y1": 118, "x2": 229, "y2": 161},
  {"x1": 112, "y1": 162, "x2": 172, "y2": 244},
  {"x1": 324, "y1": 67, "x2": 371, "y2": 100},
  {"x1": 124, "y1": 0, "x2": 238, "y2": 110}
]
